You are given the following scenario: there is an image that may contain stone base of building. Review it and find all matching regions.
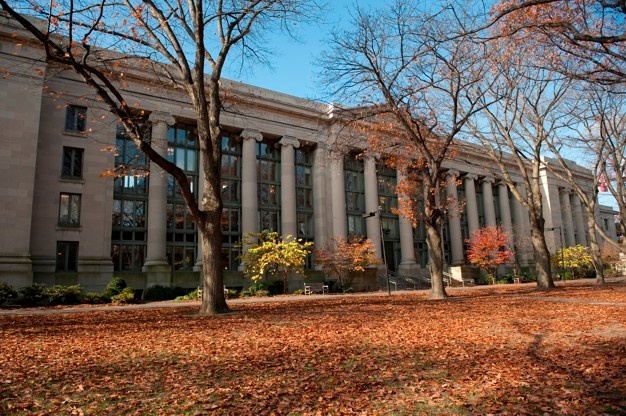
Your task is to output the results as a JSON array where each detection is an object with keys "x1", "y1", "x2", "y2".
[
  {"x1": 398, "y1": 261, "x2": 421, "y2": 278},
  {"x1": 31, "y1": 256, "x2": 115, "y2": 292},
  {"x1": 142, "y1": 260, "x2": 172, "y2": 288},
  {"x1": 0, "y1": 255, "x2": 33, "y2": 288},
  {"x1": 345, "y1": 267, "x2": 379, "y2": 292},
  {"x1": 78, "y1": 257, "x2": 114, "y2": 292}
]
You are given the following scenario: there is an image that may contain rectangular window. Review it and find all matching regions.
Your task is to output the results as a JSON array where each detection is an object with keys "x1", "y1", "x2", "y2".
[
  {"x1": 59, "y1": 193, "x2": 81, "y2": 226},
  {"x1": 64, "y1": 105, "x2": 87, "y2": 132},
  {"x1": 62, "y1": 147, "x2": 84, "y2": 178},
  {"x1": 56, "y1": 241, "x2": 78, "y2": 272}
]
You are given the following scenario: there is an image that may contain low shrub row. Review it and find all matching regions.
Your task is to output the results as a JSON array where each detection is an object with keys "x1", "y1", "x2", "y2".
[{"x1": 0, "y1": 277, "x2": 139, "y2": 307}]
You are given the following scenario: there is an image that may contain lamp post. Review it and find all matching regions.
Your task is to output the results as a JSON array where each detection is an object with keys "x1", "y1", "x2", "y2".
[{"x1": 363, "y1": 208, "x2": 390, "y2": 295}]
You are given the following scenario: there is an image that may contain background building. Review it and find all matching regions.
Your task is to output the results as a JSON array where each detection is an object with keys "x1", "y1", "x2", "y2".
[{"x1": 0, "y1": 13, "x2": 617, "y2": 291}]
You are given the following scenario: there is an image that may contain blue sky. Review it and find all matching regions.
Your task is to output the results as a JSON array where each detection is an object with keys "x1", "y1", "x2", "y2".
[
  {"x1": 221, "y1": 0, "x2": 376, "y2": 101},
  {"x1": 219, "y1": 0, "x2": 620, "y2": 210}
]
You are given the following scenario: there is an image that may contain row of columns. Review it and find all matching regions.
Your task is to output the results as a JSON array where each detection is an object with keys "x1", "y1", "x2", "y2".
[{"x1": 141, "y1": 116, "x2": 588, "y2": 281}]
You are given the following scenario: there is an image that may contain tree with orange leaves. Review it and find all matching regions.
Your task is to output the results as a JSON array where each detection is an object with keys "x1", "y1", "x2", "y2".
[
  {"x1": 490, "y1": 0, "x2": 626, "y2": 85},
  {"x1": 320, "y1": 1, "x2": 493, "y2": 299},
  {"x1": 466, "y1": 226, "x2": 515, "y2": 284},
  {"x1": 314, "y1": 236, "x2": 381, "y2": 290}
]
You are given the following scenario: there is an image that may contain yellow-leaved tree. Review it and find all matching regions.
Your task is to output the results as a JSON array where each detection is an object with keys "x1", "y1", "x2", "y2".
[{"x1": 240, "y1": 231, "x2": 313, "y2": 294}]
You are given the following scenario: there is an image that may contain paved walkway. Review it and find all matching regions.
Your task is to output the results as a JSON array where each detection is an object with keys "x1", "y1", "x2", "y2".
[{"x1": 1, "y1": 277, "x2": 624, "y2": 316}]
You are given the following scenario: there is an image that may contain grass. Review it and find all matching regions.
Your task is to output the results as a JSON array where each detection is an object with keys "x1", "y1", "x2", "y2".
[{"x1": 1, "y1": 280, "x2": 625, "y2": 415}]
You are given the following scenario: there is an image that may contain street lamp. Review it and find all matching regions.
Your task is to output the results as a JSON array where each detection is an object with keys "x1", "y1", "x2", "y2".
[{"x1": 363, "y1": 208, "x2": 390, "y2": 295}]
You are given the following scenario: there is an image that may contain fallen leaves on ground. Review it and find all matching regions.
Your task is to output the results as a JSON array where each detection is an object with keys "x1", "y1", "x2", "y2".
[{"x1": 1, "y1": 281, "x2": 625, "y2": 415}]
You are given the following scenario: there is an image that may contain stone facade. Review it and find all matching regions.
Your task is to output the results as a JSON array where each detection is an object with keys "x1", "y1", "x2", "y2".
[{"x1": 0, "y1": 13, "x2": 617, "y2": 291}]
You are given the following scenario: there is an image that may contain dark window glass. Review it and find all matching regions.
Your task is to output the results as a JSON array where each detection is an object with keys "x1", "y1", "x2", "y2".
[
  {"x1": 56, "y1": 241, "x2": 78, "y2": 272},
  {"x1": 111, "y1": 125, "x2": 149, "y2": 272},
  {"x1": 62, "y1": 147, "x2": 83, "y2": 178},
  {"x1": 64, "y1": 105, "x2": 87, "y2": 132},
  {"x1": 59, "y1": 193, "x2": 81, "y2": 226}
]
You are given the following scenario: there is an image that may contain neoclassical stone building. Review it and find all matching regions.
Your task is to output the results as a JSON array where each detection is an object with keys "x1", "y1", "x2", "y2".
[{"x1": 0, "y1": 12, "x2": 617, "y2": 291}]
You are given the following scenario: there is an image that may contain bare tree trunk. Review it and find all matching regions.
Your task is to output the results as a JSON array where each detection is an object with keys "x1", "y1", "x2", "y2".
[
  {"x1": 586, "y1": 214, "x2": 606, "y2": 285},
  {"x1": 529, "y1": 218, "x2": 555, "y2": 289},
  {"x1": 426, "y1": 221, "x2": 447, "y2": 299},
  {"x1": 198, "y1": 221, "x2": 229, "y2": 315}
]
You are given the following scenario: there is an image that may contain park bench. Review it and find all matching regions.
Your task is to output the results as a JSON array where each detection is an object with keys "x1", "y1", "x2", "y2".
[
  {"x1": 197, "y1": 285, "x2": 229, "y2": 300},
  {"x1": 304, "y1": 282, "x2": 329, "y2": 295}
]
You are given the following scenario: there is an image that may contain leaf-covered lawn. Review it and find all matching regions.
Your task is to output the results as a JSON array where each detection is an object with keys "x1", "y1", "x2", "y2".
[{"x1": 1, "y1": 282, "x2": 625, "y2": 415}]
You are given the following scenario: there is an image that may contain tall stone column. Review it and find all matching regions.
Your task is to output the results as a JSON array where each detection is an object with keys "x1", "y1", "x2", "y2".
[
  {"x1": 481, "y1": 176, "x2": 497, "y2": 227},
  {"x1": 464, "y1": 174, "x2": 480, "y2": 239},
  {"x1": 512, "y1": 183, "x2": 531, "y2": 266},
  {"x1": 193, "y1": 149, "x2": 205, "y2": 272},
  {"x1": 239, "y1": 129, "x2": 263, "y2": 269},
  {"x1": 571, "y1": 193, "x2": 588, "y2": 246},
  {"x1": 560, "y1": 188, "x2": 576, "y2": 247},
  {"x1": 329, "y1": 151, "x2": 347, "y2": 239},
  {"x1": 397, "y1": 170, "x2": 420, "y2": 276},
  {"x1": 498, "y1": 182, "x2": 514, "y2": 251},
  {"x1": 312, "y1": 145, "x2": 328, "y2": 268},
  {"x1": 364, "y1": 156, "x2": 382, "y2": 260},
  {"x1": 446, "y1": 170, "x2": 464, "y2": 265},
  {"x1": 143, "y1": 112, "x2": 175, "y2": 286},
  {"x1": 280, "y1": 136, "x2": 299, "y2": 239}
]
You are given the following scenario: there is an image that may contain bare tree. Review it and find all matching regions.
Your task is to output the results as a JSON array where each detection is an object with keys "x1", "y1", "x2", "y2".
[
  {"x1": 542, "y1": 85, "x2": 626, "y2": 284},
  {"x1": 319, "y1": 0, "x2": 491, "y2": 299},
  {"x1": 592, "y1": 87, "x2": 626, "y2": 240},
  {"x1": 463, "y1": 39, "x2": 580, "y2": 289},
  {"x1": 0, "y1": 0, "x2": 321, "y2": 314}
]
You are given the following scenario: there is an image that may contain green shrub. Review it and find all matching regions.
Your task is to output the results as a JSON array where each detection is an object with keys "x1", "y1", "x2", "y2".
[
  {"x1": 241, "y1": 282, "x2": 269, "y2": 297},
  {"x1": 253, "y1": 289, "x2": 270, "y2": 297},
  {"x1": 0, "y1": 283, "x2": 18, "y2": 306},
  {"x1": 45, "y1": 285, "x2": 82, "y2": 305},
  {"x1": 293, "y1": 289, "x2": 303, "y2": 295},
  {"x1": 111, "y1": 287, "x2": 136, "y2": 304},
  {"x1": 174, "y1": 288, "x2": 200, "y2": 301},
  {"x1": 102, "y1": 277, "x2": 127, "y2": 300},
  {"x1": 342, "y1": 287, "x2": 354, "y2": 294},
  {"x1": 496, "y1": 275, "x2": 514, "y2": 284},
  {"x1": 143, "y1": 285, "x2": 188, "y2": 301},
  {"x1": 226, "y1": 289, "x2": 239, "y2": 299},
  {"x1": 82, "y1": 292, "x2": 105, "y2": 304},
  {"x1": 19, "y1": 283, "x2": 48, "y2": 306}
]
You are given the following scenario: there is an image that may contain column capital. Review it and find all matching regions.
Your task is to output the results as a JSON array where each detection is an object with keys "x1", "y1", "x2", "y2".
[
  {"x1": 480, "y1": 175, "x2": 495, "y2": 184},
  {"x1": 148, "y1": 111, "x2": 175, "y2": 126},
  {"x1": 240, "y1": 128, "x2": 263, "y2": 142},
  {"x1": 446, "y1": 169, "x2": 460, "y2": 179},
  {"x1": 558, "y1": 187, "x2": 572, "y2": 195},
  {"x1": 464, "y1": 173, "x2": 478, "y2": 181},
  {"x1": 279, "y1": 136, "x2": 300, "y2": 148}
]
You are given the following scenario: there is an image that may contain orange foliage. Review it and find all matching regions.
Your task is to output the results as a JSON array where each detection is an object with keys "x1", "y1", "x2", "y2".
[
  {"x1": 466, "y1": 226, "x2": 515, "y2": 280},
  {"x1": 1, "y1": 284, "x2": 625, "y2": 414},
  {"x1": 314, "y1": 236, "x2": 381, "y2": 285},
  {"x1": 361, "y1": 115, "x2": 460, "y2": 228},
  {"x1": 490, "y1": 0, "x2": 626, "y2": 82}
]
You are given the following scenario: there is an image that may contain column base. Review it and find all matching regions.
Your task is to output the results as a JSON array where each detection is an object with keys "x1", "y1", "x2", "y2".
[
  {"x1": 143, "y1": 260, "x2": 171, "y2": 287},
  {"x1": 398, "y1": 261, "x2": 421, "y2": 277}
]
